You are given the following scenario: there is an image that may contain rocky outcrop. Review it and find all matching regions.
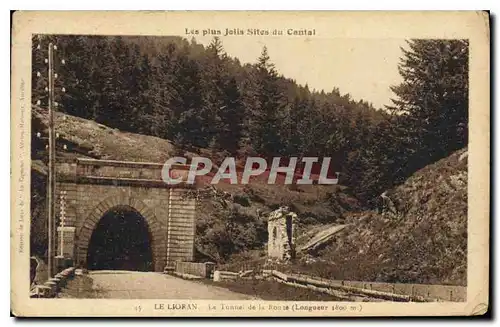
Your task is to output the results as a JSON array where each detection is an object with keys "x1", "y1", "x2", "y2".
[{"x1": 296, "y1": 148, "x2": 468, "y2": 286}]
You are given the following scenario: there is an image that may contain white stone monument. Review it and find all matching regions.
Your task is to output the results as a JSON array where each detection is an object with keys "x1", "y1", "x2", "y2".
[{"x1": 267, "y1": 206, "x2": 297, "y2": 261}]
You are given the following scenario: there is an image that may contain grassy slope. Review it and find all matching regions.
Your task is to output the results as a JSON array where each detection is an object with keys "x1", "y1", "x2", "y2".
[
  {"x1": 32, "y1": 105, "x2": 177, "y2": 162},
  {"x1": 291, "y1": 148, "x2": 468, "y2": 286}
]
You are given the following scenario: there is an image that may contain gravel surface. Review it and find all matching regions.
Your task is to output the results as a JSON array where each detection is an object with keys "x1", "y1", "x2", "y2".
[{"x1": 63, "y1": 270, "x2": 259, "y2": 300}]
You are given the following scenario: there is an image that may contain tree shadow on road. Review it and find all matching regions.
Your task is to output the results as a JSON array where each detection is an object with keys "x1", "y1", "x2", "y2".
[{"x1": 57, "y1": 275, "x2": 107, "y2": 299}]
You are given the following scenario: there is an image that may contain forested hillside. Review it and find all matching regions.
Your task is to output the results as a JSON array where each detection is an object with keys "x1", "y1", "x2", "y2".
[{"x1": 32, "y1": 35, "x2": 467, "y2": 204}]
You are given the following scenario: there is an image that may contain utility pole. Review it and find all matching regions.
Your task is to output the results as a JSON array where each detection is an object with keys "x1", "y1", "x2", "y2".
[
  {"x1": 36, "y1": 40, "x2": 66, "y2": 278},
  {"x1": 47, "y1": 42, "x2": 56, "y2": 278}
]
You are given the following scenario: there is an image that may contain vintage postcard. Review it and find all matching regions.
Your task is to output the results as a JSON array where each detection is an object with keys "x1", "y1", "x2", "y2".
[{"x1": 11, "y1": 11, "x2": 489, "y2": 317}]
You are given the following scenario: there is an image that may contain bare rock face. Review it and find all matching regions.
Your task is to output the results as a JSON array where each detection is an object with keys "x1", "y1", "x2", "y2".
[
  {"x1": 311, "y1": 147, "x2": 468, "y2": 286},
  {"x1": 267, "y1": 206, "x2": 298, "y2": 261}
]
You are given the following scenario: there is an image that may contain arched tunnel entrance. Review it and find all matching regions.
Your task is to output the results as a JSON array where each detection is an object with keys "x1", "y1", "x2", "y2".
[{"x1": 87, "y1": 206, "x2": 153, "y2": 271}]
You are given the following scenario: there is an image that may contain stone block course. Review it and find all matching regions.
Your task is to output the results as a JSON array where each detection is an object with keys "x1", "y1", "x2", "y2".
[{"x1": 55, "y1": 159, "x2": 196, "y2": 272}]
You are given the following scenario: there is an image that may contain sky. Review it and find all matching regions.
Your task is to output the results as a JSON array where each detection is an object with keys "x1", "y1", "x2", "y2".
[{"x1": 185, "y1": 36, "x2": 408, "y2": 109}]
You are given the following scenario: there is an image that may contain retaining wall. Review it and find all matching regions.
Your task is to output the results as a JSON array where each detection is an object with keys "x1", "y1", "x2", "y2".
[
  {"x1": 277, "y1": 271, "x2": 466, "y2": 302},
  {"x1": 341, "y1": 280, "x2": 466, "y2": 302},
  {"x1": 30, "y1": 267, "x2": 76, "y2": 298},
  {"x1": 174, "y1": 261, "x2": 216, "y2": 278}
]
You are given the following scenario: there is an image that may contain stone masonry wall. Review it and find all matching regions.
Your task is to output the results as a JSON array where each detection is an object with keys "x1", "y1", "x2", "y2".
[
  {"x1": 166, "y1": 188, "x2": 196, "y2": 266},
  {"x1": 54, "y1": 159, "x2": 196, "y2": 272}
]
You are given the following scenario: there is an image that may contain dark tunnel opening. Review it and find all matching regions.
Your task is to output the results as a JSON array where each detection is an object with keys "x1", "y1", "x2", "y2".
[{"x1": 87, "y1": 206, "x2": 153, "y2": 271}]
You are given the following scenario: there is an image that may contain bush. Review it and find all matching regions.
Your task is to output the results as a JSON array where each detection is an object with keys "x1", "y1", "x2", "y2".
[
  {"x1": 196, "y1": 203, "x2": 268, "y2": 263},
  {"x1": 233, "y1": 194, "x2": 250, "y2": 207}
]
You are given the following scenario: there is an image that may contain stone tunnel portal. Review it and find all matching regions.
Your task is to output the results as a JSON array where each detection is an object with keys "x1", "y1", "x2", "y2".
[{"x1": 55, "y1": 158, "x2": 198, "y2": 272}]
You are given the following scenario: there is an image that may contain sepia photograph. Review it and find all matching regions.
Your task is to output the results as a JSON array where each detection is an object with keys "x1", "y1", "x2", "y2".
[{"x1": 11, "y1": 11, "x2": 489, "y2": 316}]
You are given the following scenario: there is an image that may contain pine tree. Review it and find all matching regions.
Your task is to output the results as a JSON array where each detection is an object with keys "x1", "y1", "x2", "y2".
[
  {"x1": 58, "y1": 35, "x2": 95, "y2": 118},
  {"x1": 219, "y1": 76, "x2": 243, "y2": 154},
  {"x1": 387, "y1": 39, "x2": 469, "y2": 167},
  {"x1": 90, "y1": 37, "x2": 119, "y2": 124},
  {"x1": 31, "y1": 35, "x2": 58, "y2": 108},
  {"x1": 173, "y1": 48, "x2": 204, "y2": 147},
  {"x1": 241, "y1": 46, "x2": 286, "y2": 159},
  {"x1": 281, "y1": 87, "x2": 316, "y2": 158},
  {"x1": 148, "y1": 43, "x2": 179, "y2": 139},
  {"x1": 200, "y1": 37, "x2": 227, "y2": 150},
  {"x1": 118, "y1": 42, "x2": 143, "y2": 132},
  {"x1": 201, "y1": 37, "x2": 243, "y2": 155},
  {"x1": 135, "y1": 54, "x2": 154, "y2": 135}
]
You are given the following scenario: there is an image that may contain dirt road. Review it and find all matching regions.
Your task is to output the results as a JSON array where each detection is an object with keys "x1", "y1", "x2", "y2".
[{"x1": 71, "y1": 270, "x2": 258, "y2": 299}]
